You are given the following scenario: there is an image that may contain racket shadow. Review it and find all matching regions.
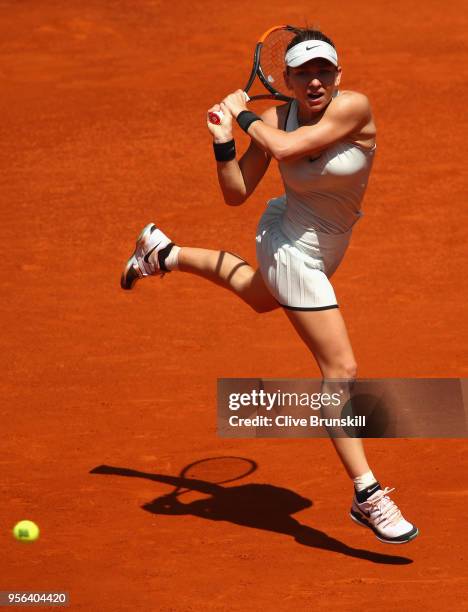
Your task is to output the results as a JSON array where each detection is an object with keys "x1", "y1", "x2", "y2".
[{"x1": 90, "y1": 462, "x2": 413, "y2": 565}]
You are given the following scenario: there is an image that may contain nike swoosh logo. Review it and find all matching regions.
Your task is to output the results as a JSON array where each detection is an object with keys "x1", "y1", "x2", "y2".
[
  {"x1": 306, "y1": 45, "x2": 320, "y2": 51},
  {"x1": 144, "y1": 242, "x2": 161, "y2": 263}
]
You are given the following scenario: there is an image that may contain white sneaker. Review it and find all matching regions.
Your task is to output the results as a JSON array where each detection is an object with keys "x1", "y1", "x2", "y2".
[
  {"x1": 121, "y1": 223, "x2": 173, "y2": 290},
  {"x1": 350, "y1": 487, "x2": 419, "y2": 544}
]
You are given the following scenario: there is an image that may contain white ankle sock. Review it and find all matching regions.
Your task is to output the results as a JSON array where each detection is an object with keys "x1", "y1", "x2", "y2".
[
  {"x1": 353, "y1": 470, "x2": 377, "y2": 492},
  {"x1": 149, "y1": 245, "x2": 181, "y2": 271},
  {"x1": 164, "y1": 245, "x2": 180, "y2": 271}
]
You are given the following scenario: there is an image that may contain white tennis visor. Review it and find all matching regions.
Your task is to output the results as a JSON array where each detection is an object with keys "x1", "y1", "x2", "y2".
[{"x1": 285, "y1": 40, "x2": 338, "y2": 68}]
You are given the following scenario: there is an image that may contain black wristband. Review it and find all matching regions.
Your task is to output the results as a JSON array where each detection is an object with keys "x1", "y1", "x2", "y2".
[
  {"x1": 236, "y1": 111, "x2": 262, "y2": 133},
  {"x1": 213, "y1": 139, "x2": 236, "y2": 162}
]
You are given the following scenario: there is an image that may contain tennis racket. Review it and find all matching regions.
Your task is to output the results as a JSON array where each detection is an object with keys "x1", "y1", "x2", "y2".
[{"x1": 208, "y1": 24, "x2": 298, "y2": 125}]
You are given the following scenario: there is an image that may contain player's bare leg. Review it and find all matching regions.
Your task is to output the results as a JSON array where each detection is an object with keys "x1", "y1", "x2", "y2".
[
  {"x1": 120, "y1": 224, "x2": 278, "y2": 313},
  {"x1": 284, "y1": 307, "x2": 370, "y2": 477},
  {"x1": 283, "y1": 307, "x2": 418, "y2": 543},
  {"x1": 178, "y1": 247, "x2": 279, "y2": 313}
]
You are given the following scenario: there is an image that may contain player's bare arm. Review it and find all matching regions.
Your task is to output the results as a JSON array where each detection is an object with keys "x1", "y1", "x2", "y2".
[
  {"x1": 231, "y1": 105, "x2": 285, "y2": 204},
  {"x1": 207, "y1": 102, "x2": 273, "y2": 205},
  {"x1": 224, "y1": 90, "x2": 375, "y2": 161}
]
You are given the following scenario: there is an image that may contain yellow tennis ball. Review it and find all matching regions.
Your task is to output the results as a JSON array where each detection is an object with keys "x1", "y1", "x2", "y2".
[{"x1": 13, "y1": 520, "x2": 40, "y2": 542}]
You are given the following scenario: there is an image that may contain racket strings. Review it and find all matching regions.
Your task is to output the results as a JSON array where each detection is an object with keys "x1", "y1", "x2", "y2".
[{"x1": 259, "y1": 29, "x2": 296, "y2": 96}]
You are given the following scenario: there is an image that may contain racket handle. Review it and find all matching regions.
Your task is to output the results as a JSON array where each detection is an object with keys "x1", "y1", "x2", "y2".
[
  {"x1": 208, "y1": 110, "x2": 224, "y2": 125},
  {"x1": 208, "y1": 92, "x2": 250, "y2": 125}
]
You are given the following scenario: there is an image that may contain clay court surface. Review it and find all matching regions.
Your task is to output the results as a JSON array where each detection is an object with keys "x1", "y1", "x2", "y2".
[{"x1": 1, "y1": 1, "x2": 467, "y2": 609}]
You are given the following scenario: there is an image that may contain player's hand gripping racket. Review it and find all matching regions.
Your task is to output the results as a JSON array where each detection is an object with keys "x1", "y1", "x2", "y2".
[{"x1": 208, "y1": 24, "x2": 298, "y2": 125}]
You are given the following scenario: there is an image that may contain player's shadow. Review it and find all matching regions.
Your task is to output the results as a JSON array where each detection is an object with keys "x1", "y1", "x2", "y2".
[{"x1": 90, "y1": 463, "x2": 413, "y2": 565}]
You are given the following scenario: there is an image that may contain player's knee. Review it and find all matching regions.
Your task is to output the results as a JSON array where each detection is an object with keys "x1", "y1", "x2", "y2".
[
  {"x1": 249, "y1": 299, "x2": 278, "y2": 314},
  {"x1": 338, "y1": 361, "x2": 357, "y2": 379},
  {"x1": 324, "y1": 360, "x2": 357, "y2": 380},
  {"x1": 251, "y1": 302, "x2": 267, "y2": 314}
]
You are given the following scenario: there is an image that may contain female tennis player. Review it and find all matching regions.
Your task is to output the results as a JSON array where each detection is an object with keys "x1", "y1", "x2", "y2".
[{"x1": 121, "y1": 28, "x2": 418, "y2": 544}]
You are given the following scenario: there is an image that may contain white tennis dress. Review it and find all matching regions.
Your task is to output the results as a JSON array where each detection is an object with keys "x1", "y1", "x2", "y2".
[{"x1": 256, "y1": 98, "x2": 375, "y2": 310}]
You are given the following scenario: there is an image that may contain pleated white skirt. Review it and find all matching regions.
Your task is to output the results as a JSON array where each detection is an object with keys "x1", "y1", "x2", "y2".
[{"x1": 255, "y1": 196, "x2": 353, "y2": 310}]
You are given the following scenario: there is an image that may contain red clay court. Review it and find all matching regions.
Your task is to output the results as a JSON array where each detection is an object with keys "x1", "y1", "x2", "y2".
[{"x1": 1, "y1": 1, "x2": 467, "y2": 610}]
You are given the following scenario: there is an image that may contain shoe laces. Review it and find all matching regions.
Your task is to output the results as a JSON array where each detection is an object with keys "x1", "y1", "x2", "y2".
[
  {"x1": 366, "y1": 487, "x2": 403, "y2": 527},
  {"x1": 139, "y1": 236, "x2": 167, "y2": 277},
  {"x1": 135, "y1": 254, "x2": 154, "y2": 276}
]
